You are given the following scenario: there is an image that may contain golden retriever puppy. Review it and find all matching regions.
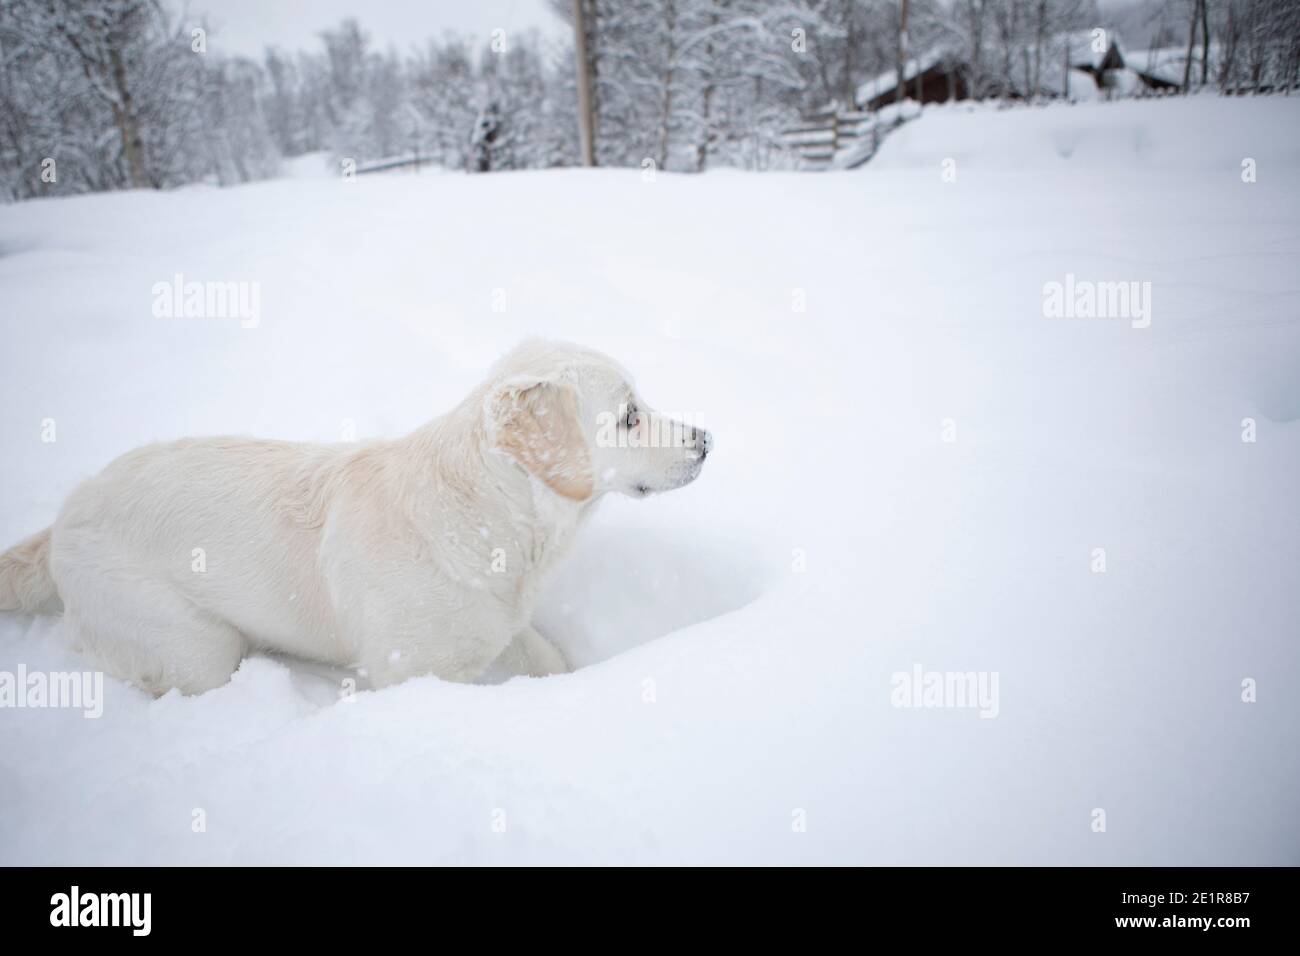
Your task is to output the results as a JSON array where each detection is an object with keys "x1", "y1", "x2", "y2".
[{"x1": 0, "y1": 341, "x2": 711, "y2": 694}]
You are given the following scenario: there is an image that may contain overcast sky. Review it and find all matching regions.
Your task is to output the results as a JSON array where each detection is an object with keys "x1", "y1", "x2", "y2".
[{"x1": 182, "y1": 0, "x2": 566, "y2": 58}]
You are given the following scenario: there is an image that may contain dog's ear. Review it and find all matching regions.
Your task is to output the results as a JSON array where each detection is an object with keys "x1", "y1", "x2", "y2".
[{"x1": 488, "y1": 377, "x2": 593, "y2": 501}]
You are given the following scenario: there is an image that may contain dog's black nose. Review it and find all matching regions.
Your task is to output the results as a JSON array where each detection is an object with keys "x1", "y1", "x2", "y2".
[{"x1": 698, "y1": 429, "x2": 713, "y2": 458}]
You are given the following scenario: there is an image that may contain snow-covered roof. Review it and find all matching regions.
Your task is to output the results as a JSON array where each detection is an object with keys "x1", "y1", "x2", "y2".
[
  {"x1": 1125, "y1": 45, "x2": 1219, "y2": 86},
  {"x1": 854, "y1": 46, "x2": 957, "y2": 107}
]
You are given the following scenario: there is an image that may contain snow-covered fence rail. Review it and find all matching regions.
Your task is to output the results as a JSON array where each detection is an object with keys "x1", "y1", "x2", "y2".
[
  {"x1": 355, "y1": 153, "x2": 427, "y2": 175},
  {"x1": 781, "y1": 102, "x2": 919, "y2": 170}
]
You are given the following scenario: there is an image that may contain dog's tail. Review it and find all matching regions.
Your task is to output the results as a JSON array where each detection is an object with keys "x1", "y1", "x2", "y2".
[{"x1": 0, "y1": 527, "x2": 62, "y2": 613}]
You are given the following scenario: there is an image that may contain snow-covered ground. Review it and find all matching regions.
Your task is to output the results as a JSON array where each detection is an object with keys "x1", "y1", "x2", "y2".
[{"x1": 2, "y1": 96, "x2": 1298, "y2": 864}]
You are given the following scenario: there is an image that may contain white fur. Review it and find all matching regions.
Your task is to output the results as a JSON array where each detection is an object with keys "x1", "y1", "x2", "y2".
[{"x1": 0, "y1": 340, "x2": 711, "y2": 694}]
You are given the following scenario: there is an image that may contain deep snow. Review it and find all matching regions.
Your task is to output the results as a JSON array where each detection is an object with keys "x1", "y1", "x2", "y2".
[{"x1": 1, "y1": 96, "x2": 1298, "y2": 864}]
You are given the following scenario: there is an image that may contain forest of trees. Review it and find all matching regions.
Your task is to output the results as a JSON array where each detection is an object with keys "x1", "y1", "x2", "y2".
[{"x1": 1, "y1": 0, "x2": 1298, "y2": 201}]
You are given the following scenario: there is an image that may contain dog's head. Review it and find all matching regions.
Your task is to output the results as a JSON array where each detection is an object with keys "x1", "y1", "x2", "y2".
[{"x1": 484, "y1": 341, "x2": 711, "y2": 502}]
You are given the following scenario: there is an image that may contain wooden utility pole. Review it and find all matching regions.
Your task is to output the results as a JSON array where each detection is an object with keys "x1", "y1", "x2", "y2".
[
  {"x1": 896, "y1": 0, "x2": 910, "y2": 105},
  {"x1": 1200, "y1": 0, "x2": 1210, "y2": 86},
  {"x1": 658, "y1": 0, "x2": 676, "y2": 170},
  {"x1": 573, "y1": 0, "x2": 596, "y2": 166},
  {"x1": 1182, "y1": 0, "x2": 1201, "y2": 93},
  {"x1": 1064, "y1": 39, "x2": 1070, "y2": 99}
]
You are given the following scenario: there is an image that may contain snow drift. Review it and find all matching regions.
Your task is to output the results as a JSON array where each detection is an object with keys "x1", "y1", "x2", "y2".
[{"x1": 1, "y1": 95, "x2": 1298, "y2": 864}]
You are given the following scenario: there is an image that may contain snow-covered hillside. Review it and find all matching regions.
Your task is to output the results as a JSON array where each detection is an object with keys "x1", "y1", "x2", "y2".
[{"x1": 2, "y1": 96, "x2": 1298, "y2": 864}]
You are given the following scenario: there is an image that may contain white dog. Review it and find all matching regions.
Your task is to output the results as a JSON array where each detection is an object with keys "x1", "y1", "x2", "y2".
[{"x1": 0, "y1": 341, "x2": 711, "y2": 694}]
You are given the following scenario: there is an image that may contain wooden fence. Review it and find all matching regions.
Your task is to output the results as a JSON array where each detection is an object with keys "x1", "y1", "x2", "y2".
[{"x1": 781, "y1": 102, "x2": 914, "y2": 170}]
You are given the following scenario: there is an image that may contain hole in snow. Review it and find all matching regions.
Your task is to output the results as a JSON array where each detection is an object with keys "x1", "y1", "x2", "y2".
[{"x1": 532, "y1": 520, "x2": 769, "y2": 670}]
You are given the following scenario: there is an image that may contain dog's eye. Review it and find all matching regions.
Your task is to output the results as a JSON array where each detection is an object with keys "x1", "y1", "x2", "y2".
[{"x1": 624, "y1": 404, "x2": 639, "y2": 428}]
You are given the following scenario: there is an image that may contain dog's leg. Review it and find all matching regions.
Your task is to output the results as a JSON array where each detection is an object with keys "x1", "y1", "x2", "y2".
[
  {"x1": 59, "y1": 568, "x2": 245, "y2": 696},
  {"x1": 517, "y1": 625, "x2": 570, "y2": 676},
  {"x1": 494, "y1": 625, "x2": 569, "y2": 678}
]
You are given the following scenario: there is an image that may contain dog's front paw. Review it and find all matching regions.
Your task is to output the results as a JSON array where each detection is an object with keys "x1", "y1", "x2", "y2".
[{"x1": 510, "y1": 626, "x2": 568, "y2": 677}]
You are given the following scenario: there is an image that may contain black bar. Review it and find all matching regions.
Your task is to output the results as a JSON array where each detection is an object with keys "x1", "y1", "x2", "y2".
[{"x1": 0, "y1": 867, "x2": 1288, "y2": 941}]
